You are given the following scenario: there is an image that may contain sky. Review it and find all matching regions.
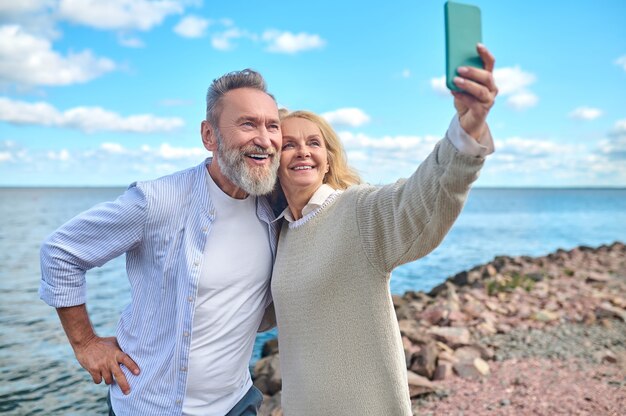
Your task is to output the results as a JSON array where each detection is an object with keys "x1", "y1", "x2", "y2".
[{"x1": 1, "y1": 0, "x2": 625, "y2": 187}]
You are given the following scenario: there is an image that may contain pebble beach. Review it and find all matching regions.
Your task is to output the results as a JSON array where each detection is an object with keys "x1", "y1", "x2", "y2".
[{"x1": 253, "y1": 242, "x2": 626, "y2": 415}]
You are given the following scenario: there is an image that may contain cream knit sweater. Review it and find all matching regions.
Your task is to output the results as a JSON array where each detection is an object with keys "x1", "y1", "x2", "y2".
[{"x1": 271, "y1": 137, "x2": 485, "y2": 415}]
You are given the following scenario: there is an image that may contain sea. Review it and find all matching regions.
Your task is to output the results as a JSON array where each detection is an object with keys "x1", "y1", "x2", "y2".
[{"x1": 1, "y1": 187, "x2": 625, "y2": 414}]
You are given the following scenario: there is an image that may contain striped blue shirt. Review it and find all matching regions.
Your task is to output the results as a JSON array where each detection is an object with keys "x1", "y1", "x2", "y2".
[{"x1": 39, "y1": 158, "x2": 279, "y2": 415}]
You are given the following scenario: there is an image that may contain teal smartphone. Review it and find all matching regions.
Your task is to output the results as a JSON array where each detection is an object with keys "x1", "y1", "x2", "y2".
[{"x1": 445, "y1": 1, "x2": 483, "y2": 91}]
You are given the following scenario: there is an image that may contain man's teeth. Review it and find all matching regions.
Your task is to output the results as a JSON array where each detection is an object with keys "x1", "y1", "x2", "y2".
[
  {"x1": 293, "y1": 166, "x2": 313, "y2": 170},
  {"x1": 248, "y1": 154, "x2": 269, "y2": 160}
]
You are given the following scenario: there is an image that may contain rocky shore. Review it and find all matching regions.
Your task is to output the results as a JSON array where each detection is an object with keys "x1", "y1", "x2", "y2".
[{"x1": 253, "y1": 242, "x2": 626, "y2": 415}]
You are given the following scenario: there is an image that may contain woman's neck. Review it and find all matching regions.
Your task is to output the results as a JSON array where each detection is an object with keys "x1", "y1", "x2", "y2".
[{"x1": 283, "y1": 184, "x2": 322, "y2": 221}]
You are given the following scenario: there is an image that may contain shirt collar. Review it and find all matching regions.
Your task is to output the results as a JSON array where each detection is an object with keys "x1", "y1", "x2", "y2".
[{"x1": 276, "y1": 184, "x2": 337, "y2": 223}]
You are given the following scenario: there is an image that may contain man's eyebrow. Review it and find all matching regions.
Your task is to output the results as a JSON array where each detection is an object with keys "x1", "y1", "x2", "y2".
[{"x1": 234, "y1": 115, "x2": 280, "y2": 124}]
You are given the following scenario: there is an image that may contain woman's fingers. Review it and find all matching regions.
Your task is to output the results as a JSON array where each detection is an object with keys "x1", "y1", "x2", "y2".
[{"x1": 477, "y1": 43, "x2": 495, "y2": 72}]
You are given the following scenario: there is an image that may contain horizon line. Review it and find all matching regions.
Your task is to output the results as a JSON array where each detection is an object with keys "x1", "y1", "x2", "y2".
[{"x1": 1, "y1": 185, "x2": 625, "y2": 190}]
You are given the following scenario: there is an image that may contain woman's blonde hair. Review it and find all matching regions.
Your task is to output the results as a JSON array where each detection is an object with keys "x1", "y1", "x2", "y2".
[{"x1": 280, "y1": 110, "x2": 362, "y2": 189}]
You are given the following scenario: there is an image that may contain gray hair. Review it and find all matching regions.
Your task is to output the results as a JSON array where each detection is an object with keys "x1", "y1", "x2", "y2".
[{"x1": 205, "y1": 68, "x2": 274, "y2": 127}]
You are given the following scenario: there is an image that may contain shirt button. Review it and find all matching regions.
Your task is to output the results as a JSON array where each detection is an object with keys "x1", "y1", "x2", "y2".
[
  {"x1": 176, "y1": 400, "x2": 181, "y2": 404},
  {"x1": 201, "y1": 227, "x2": 208, "y2": 232},
  {"x1": 181, "y1": 366, "x2": 187, "y2": 372},
  {"x1": 183, "y1": 331, "x2": 189, "y2": 337},
  {"x1": 187, "y1": 296, "x2": 193, "y2": 302},
  {"x1": 193, "y1": 261, "x2": 199, "y2": 267}
]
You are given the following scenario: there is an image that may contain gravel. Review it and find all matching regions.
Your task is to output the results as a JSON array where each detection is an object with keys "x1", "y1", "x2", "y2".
[{"x1": 412, "y1": 319, "x2": 626, "y2": 415}]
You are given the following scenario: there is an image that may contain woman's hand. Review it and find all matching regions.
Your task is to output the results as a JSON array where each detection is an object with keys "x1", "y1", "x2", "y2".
[{"x1": 452, "y1": 44, "x2": 498, "y2": 140}]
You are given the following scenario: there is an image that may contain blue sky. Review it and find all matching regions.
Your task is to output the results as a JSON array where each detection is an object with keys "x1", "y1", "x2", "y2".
[{"x1": 1, "y1": 0, "x2": 625, "y2": 187}]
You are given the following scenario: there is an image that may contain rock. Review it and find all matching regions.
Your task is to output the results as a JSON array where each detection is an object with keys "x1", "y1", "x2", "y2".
[
  {"x1": 253, "y1": 355, "x2": 282, "y2": 395},
  {"x1": 600, "y1": 349, "x2": 617, "y2": 364},
  {"x1": 409, "y1": 341, "x2": 438, "y2": 379},
  {"x1": 525, "y1": 272, "x2": 544, "y2": 282},
  {"x1": 419, "y1": 306, "x2": 449, "y2": 325},
  {"x1": 392, "y1": 294, "x2": 406, "y2": 310},
  {"x1": 262, "y1": 339, "x2": 279, "y2": 357},
  {"x1": 533, "y1": 310, "x2": 559, "y2": 322},
  {"x1": 496, "y1": 322, "x2": 513, "y2": 333},
  {"x1": 427, "y1": 326, "x2": 471, "y2": 347},
  {"x1": 436, "y1": 341, "x2": 455, "y2": 355},
  {"x1": 395, "y1": 301, "x2": 424, "y2": 321},
  {"x1": 610, "y1": 296, "x2": 626, "y2": 309},
  {"x1": 462, "y1": 300, "x2": 484, "y2": 319},
  {"x1": 433, "y1": 360, "x2": 454, "y2": 381},
  {"x1": 476, "y1": 321, "x2": 497, "y2": 335},
  {"x1": 451, "y1": 270, "x2": 469, "y2": 286},
  {"x1": 483, "y1": 264, "x2": 498, "y2": 278},
  {"x1": 448, "y1": 310, "x2": 468, "y2": 323},
  {"x1": 453, "y1": 345, "x2": 482, "y2": 362},
  {"x1": 428, "y1": 282, "x2": 447, "y2": 297},
  {"x1": 595, "y1": 303, "x2": 626, "y2": 321},
  {"x1": 259, "y1": 392, "x2": 282, "y2": 416},
  {"x1": 586, "y1": 272, "x2": 611, "y2": 284},
  {"x1": 398, "y1": 319, "x2": 429, "y2": 344},
  {"x1": 453, "y1": 357, "x2": 491, "y2": 380},
  {"x1": 402, "y1": 336, "x2": 420, "y2": 367},
  {"x1": 406, "y1": 371, "x2": 437, "y2": 397},
  {"x1": 437, "y1": 349, "x2": 458, "y2": 364}
]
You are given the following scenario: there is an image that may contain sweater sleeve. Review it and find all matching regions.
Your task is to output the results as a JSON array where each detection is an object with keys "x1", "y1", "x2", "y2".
[
  {"x1": 39, "y1": 184, "x2": 147, "y2": 308},
  {"x1": 355, "y1": 136, "x2": 485, "y2": 274}
]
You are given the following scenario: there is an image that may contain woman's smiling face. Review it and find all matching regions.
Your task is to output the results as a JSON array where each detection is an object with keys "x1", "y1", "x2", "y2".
[{"x1": 278, "y1": 117, "x2": 329, "y2": 197}]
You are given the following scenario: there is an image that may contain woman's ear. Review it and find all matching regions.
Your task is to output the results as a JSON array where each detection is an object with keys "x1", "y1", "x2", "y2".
[{"x1": 201, "y1": 120, "x2": 217, "y2": 151}]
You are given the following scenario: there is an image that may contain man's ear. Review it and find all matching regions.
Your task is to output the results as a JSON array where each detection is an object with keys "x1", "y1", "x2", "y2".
[{"x1": 201, "y1": 120, "x2": 217, "y2": 152}]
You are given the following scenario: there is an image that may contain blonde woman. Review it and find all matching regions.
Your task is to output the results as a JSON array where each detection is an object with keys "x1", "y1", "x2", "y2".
[{"x1": 271, "y1": 45, "x2": 497, "y2": 415}]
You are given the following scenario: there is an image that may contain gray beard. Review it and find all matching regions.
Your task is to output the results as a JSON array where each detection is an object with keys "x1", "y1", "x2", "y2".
[{"x1": 215, "y1": 130, "x2": 279, "y2": 196}]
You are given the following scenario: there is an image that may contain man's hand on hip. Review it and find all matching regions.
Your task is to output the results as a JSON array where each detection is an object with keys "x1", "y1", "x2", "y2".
[{"x1": 74, "y1": 335, "x2": 140, "y2": 395}]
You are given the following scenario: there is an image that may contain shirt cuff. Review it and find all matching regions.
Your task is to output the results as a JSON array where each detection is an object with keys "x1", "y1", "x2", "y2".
[{"x1": 447, "y1": 114, "x2": 495, "y2": 157}]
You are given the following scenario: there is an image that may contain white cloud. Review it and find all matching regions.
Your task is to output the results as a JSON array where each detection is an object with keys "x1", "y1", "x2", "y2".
[
  {"x1": 495, "y1": 136, "x2": 576, "y2": 157},
  {"x1": 0, "y1": 140, "x2": 30, "y2": 164},
  {"x1": 611, "y1": 119, "x2": 626, "y2": 136},
  {"x1": 58, "y1": 0, "x2": 184, "y2": 31},
  {"x1": 154, "y1": 142, "x2": 205, "y2": 159},
  {"x1": 118, "y1": 35, "x2": 145, "y2": 48},
  {"x1": 495, "y1": 66, "x2": 538, "y2": 111},
  {"x1": 262, "y1": 30, "x2": 325, "y2": 54},
  {"x1": 493, "y1": 66, "x2": 536, "y2": 95},
  {"x1": 0, "y1": 1, "x2": 53, "y2": 15},
  {"x1": 599, "y1": 119, "x2": 626, "y2": 160},
  {"x1": 322, "y1": 108, "x2": 370, "y2": 128},
  {"x1": 0, "y1": 97, "x2": 184, "y2": 133},
  {"x1": 0, "y1": 1, "x2": 58, "y2": 38},
  {"x1": 174, "y1": 15, "x2": 210, "y2": 38},
  {"x1": 431, "y1": 65, "x2": 539, "y2": 111},
  {"x1": 0, "y1": 25, "x2": 116, "y2": 86},
  {"x1": 101, "y1": 142, "x2": 126, "y2": 153},
  {"x1": 97, "y1": 142, "x2": 204, "y2": 160},
  {"x1": 490, "y1": 66, "x2": 537, "y2": 111},
  {"x1": 47, "y1": 148, "x2": 71, "y2": 161},
  {"x1": 569, "y1": 106, "x2": 603, "y2": 121},
  {"x1": 506, "y1": 91, "x2": 539, "y2": 111},
  {"x1": 211, "y1": 27, "x2": 248, "y2": 51},
  {"x1": 615, "y1": 55, "x2": 626, "y2": 71},
  {"x1": 430, "y1": 76, "x2": 450, "y2": 96}
]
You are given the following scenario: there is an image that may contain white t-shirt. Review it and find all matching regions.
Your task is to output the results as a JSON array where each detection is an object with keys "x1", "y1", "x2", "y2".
[{"x1": 183, "y1": 171, "x2": 273, "y2": 416}]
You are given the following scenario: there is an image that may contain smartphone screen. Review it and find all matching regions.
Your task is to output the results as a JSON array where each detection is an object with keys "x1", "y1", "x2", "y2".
[{"x1": 445, "y1": 1, "x2": 483, "y2": 91}]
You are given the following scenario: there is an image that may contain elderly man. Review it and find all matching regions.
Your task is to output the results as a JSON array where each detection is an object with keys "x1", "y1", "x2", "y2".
[{"x1": 40, "y1": 69, "x2": 281, "y2": 416}]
